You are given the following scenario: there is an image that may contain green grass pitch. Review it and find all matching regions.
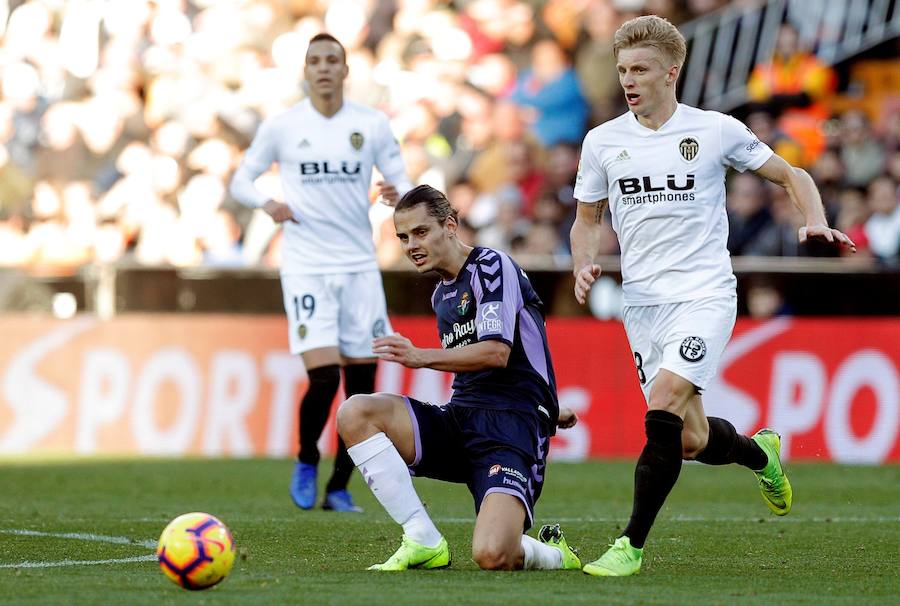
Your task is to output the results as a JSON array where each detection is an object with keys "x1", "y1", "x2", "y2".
[{"x1": 0, "y1": 458, "x2": 897, "y2": 605}]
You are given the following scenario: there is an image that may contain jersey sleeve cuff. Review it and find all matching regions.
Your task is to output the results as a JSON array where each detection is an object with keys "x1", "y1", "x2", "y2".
[
  {"x1": 740, "y1": 146, "x2": 775, "y2": 173},
  {"x1": 477, "y1": 334, "x2": 513, "y2": 347}
]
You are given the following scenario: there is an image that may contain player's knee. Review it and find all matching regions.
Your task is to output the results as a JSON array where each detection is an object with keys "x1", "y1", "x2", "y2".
[
  {"x1": 336, "y1": 394, "x2": 379, "y2": 437},
  {"x1": 647, "y1": 393, "x2": 681, "y2": 414},
  {"x1": 648, "y1": 385, "x2": 692, "y2": 415},
  {"x1": 472, "y1": 543, "x2": 519, "y2": 571}
]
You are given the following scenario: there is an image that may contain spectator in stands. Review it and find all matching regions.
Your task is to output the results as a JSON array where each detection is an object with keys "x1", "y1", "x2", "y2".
[
  {"x1": 439, "y1": 84, "x2": 496, "y2": 187},
  {"x1": 726, "y1": 173, "x2": 773, "y2": 256},
  {"x1": 745, "y1": 277, "x2": 792, "y2": 318},
  {"x1": 201, "y1": 209, "x2": 245, "y2": 268},
  {"x1": 2, "y1": 0, "x2": 894, "y2": 273},
  {"x1": 747, "y1": 24, "x2": 836, "y2": 164},
  {"x1": 513, "y1": 220, "x2": 570, "y2": 268},
  {"x1": 752, "y1": 185, "x2": 806, "y2": 257},
  {"x1": 888, "y1": 150, "x2": 900, "y2": 182},
  {"x1": 509, "y1": 38, "x2": 590, "y2": 147},
  {"x1": 839, "y1": 110, "x2": 886, "y2": 188},
  {"x1": 499, "y1": 138, "x2": 546, "y2": 216},
  {"x1": 883, "y1": 111, "x2": 900, "y2": 152},
  {"x1": 864, "y1": 176, "x2": 900, "y2": 262},
  {"x1": 467, "y1": 101, "x2": 544, "y2": 204},
  {"x1": 746, "y1": 107, "x2": 804, "y2": 168},
  {"x1": 810, "y1": 148, "x2": 846, "y2": 213},
  {"x1": 835, "y1": 188, "x2": 871, "y2": 258},
  {"x1": 572, "y1": 1, "x2": 624, "y2": 123},
  {"x1": 474, "y1": 185, "x2": 529, "y2": 251}
]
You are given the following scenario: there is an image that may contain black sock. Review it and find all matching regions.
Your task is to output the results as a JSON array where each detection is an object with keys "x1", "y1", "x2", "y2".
[
  {"x1": 696, "y1": 417, "x2": 768, "y2": 470},
  {"x1": 623, "y1": 410, "x2": 684, "y2": 549},
  {"x1": 325, "y1": 363, "x2": 378, "y2": 493},
  {"x1": 297, "y1": 364, "x2": 341, "y2": 465}
]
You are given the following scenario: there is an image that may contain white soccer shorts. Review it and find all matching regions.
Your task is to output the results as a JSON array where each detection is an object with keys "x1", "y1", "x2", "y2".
[
  {"x1": 280, "y1": 271, "x2": 392, "y2": 357},
  {"x1": 622, "y1": 295, "x2": 737, "y2": 403}
]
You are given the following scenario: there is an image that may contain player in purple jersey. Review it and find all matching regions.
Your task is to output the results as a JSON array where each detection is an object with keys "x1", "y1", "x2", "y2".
[{"x1": 335, "y1": 185, "x2": 580, "y2": 571}]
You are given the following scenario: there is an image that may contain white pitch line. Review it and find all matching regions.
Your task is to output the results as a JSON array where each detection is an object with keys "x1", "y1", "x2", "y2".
[
  {"x1": 0, "y1": 529, "x2": 157, "y2": 549},
  {"x1": 0, "y1": 528, "x2": 158, "y2": 570},
  {"x1": 0, "y1": 555, "x2": 157, "y2": 569}
]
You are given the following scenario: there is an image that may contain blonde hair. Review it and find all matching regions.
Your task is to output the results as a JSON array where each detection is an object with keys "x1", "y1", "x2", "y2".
[{"x1": 613, "y1": 15, "x2": 687, "y2": 68}]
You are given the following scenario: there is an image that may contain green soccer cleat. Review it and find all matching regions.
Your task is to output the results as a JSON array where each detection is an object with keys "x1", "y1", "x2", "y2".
[
  {"x1": 367, "y1": 535, "x2": 451, "y2": 571},
  {"x1": 582, "y1": 536, "x2": 642, "y2": 577},
  {"x1": 751, "y1": 429, "x2": 793, "y2": 516},
  {"x1": 538, "y1": 524, "x2": 582, "y2": 570}
]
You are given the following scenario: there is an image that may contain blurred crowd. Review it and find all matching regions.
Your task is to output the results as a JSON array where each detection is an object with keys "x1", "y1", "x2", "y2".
[{"x1": 0, "y1": 0, "x2": 897, "y2": 276}]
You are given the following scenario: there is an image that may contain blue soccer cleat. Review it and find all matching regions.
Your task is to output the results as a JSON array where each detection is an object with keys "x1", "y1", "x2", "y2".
[
  {"x1": 322, "y1": 489, "x2": 363, "y2": 513},
  {"x1": 290, "y1": 461, "x2": 317, "y2": 510}
]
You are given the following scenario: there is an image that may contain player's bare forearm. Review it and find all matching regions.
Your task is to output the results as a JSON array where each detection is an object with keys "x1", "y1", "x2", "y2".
[
  {"x1": 786, "y1": 169, "x2": 827, "y2": 228},
  {"x1": 374, "y1": 334, "x2": 510, "y2": 371},
  {"x1": 421, "y1": 340, "x2": 511, "y2": 372},
  {"x1": 570, "y1": 200, "x2": 607, "y2": 304},
  {"x1": 754, "y1": 155, "x2": 825, "y2": 225},
  {"x1": 570, "y1": 202, "x2": 605, "y2": 268},
  {"x1": 754, "y1": 155, "x2": 856, "y2": 251}
]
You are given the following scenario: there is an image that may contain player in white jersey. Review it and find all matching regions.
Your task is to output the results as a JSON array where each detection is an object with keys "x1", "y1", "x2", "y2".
[
  {"x1": 230, "y1": 33, "x2": 413, "y2": 513},
  {"x1": 570, "y1": 16, "x2": 856, "y2": 577}
]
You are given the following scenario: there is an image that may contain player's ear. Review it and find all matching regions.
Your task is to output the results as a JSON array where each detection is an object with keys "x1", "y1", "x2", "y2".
[
  {"x1": 666, "y1": 65, "x2": 679, "y2": 86},
  {"x1": 445, "y1": 215, "x2": 459, "y2": 238}
]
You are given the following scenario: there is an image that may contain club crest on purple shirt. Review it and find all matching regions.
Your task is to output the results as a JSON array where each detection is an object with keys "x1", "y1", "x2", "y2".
[{"x1": 457, "y1": 291, "x2": 470, "y2": 316}]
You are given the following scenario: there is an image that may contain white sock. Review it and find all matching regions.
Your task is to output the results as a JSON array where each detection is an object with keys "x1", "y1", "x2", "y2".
[
  {"x1": 347, "y1": 432, "x2": 443, "y2": 548},
  {"x1": 521, "y1": 534, "x2": 563, "y2": 570}
]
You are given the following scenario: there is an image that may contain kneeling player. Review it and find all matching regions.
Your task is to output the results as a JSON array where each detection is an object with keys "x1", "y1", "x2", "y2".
[{"x1": 337, "y1": 185, "x2": 579, "y2": 571}]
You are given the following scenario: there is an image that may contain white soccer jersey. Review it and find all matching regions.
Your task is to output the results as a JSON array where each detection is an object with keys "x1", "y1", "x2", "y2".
[
  {"x1": 574, "y1": 104, "x2": 774, "y2": 306},
  {"x1": 231, "y1": 98, "x2": 412, "y2": 275}
]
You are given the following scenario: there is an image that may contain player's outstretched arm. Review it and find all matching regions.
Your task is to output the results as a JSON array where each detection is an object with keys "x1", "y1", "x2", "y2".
[
  {"x1": 570, "y1": 200, "x2": 608, "y2": 304},
  {"x1": 373, "y1": 333, "x2": 511, "y2": 372},
  {"x1": 753, "y1": 155, "x2": 856, "y2": 252}
]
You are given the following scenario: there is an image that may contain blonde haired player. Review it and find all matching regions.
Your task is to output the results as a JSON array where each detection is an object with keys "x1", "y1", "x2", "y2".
[
  {"x1": 571, "y1": 15, "x2": 855, "y2": 576},
  {"x1": 231, "y1": 34, "x2": 412, "y2": 513}
]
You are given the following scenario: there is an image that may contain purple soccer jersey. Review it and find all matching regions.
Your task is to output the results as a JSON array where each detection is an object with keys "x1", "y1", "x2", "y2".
[{"x1": 431, "y1": 247, "x2": 559, "y2": 428}]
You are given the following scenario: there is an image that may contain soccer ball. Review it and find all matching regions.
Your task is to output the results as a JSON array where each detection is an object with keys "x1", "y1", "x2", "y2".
[{"x1": 157, "y1": 512, "x2": 236, "y2": 590}]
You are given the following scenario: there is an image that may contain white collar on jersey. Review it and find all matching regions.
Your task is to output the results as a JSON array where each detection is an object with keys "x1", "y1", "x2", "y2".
[{"x1": 629, "y1": 102, "x2": 683, "y2": 135}]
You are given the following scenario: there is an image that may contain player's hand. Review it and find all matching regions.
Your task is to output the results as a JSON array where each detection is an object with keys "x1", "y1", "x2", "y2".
[
  {"x1": 376, "y1": 181, "x2": 400, "y2": 206},
  {"x1": 373, "y1": 333, "x2": 425, "y2": 368},
  {"x1": 557, "y1": 407, "x2": 578, "y2": 429},
  {"x1": 799, "y1": 224, "x2": 856, "y2": 253},
  {"x1": 262, "y1": 200, "x2": 297, "y2": 224},
  {"x1": 573, "y1": 264, "x2": 602, "y2": 305}
]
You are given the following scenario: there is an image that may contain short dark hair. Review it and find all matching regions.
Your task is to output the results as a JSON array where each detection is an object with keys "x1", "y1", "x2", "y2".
[
  {"x1": 395, "y1": 185, "x2": 458, "y2": 223},
  {"x1": 307, "y1": 33, "x2": 346, "y2": 63}
]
